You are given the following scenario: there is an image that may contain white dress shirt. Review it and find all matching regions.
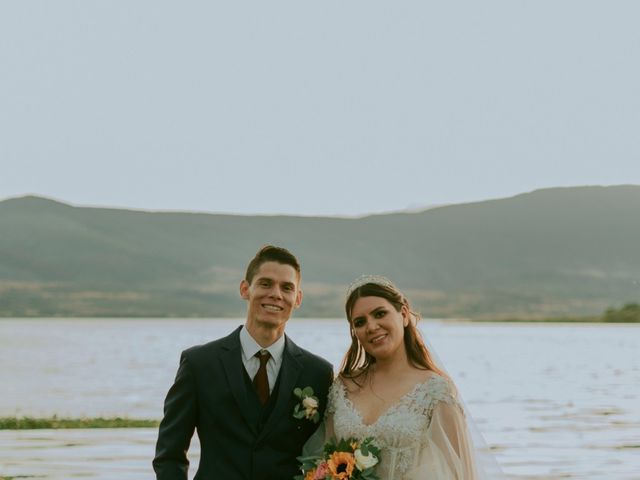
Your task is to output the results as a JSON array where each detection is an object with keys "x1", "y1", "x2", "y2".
[{"x1": 239, "y1": 326, "x2": 285, "y2": 393}]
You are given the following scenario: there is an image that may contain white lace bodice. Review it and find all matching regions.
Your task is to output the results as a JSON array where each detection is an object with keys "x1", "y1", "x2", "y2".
[{"x1": 327, "y1": 374, "x2": 461, "y2": 479}]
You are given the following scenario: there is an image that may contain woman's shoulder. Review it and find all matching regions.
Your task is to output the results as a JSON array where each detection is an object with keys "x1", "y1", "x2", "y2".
[
  {"x1": 334, "y1": 371, "x2": 366, "y2": 394},
  {"x1": 405, "y1": 369, "x2": 449, "y2": 392},
  {"x1": 401, "y1": 370, "x2": 457, "y2": 408},
  {"x1": 422, "y1": 371, "x2": 451, "y2": 388},
  {"x1": 326, "y1": 373, "x2": 360, "y2": 413},
  {"x1": 419, "y1": 372, "x2": 462, "y2": 414}
]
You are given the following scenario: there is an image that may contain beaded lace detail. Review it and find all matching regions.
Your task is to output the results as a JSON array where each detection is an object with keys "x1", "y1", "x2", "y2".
[{"x1": 328, "y1": 374, "x2": 459, "y2": 478}]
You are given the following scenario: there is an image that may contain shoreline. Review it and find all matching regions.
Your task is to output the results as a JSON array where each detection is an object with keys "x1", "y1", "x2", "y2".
[{"x1": 0, "y1": 416, "x2": 158, "y2": 430}]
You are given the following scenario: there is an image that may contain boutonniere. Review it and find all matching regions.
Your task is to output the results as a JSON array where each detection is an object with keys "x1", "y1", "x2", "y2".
[{"x1": 293, "y1": 386, "x2": 320, "y2": 423}]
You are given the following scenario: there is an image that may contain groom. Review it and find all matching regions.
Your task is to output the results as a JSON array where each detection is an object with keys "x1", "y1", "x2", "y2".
[{"x1": 153, "y1": 245, "x2": 333, "y2": 480}]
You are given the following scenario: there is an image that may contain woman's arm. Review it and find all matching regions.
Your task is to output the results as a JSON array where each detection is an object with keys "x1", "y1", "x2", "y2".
[{"x1": 407, "y1": 401, "x2": 479, "y2": 479}]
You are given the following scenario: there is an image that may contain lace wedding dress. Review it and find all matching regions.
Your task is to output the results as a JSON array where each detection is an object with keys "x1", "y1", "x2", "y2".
[{"x1": 323, "y1": 374, "x2": 485, "y2": 480}]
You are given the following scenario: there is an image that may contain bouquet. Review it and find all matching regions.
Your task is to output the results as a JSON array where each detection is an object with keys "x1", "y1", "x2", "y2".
[{"x1": 296, "y1": 436, "x2": 381, "y2": 480}]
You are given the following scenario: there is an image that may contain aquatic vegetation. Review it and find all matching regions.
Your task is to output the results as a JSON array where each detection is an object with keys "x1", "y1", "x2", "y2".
[{"x1": 0, "y1": 416, "x2": 158, "y2": 430}]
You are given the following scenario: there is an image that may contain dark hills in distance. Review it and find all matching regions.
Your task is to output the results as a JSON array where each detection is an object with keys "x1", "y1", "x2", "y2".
[{"x1": 1, "y1": 185, "x2": 639, "y2": 319}]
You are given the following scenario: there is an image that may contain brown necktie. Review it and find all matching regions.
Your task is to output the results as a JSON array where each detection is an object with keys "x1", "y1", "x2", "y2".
[{"x1": 253, "y1": 350, "x2": 271, "y2": 405}]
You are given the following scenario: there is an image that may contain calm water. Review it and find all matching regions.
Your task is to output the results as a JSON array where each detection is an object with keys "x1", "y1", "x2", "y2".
[{"x1": 1, "y1": 318, "x2": 639, "y2": 479}]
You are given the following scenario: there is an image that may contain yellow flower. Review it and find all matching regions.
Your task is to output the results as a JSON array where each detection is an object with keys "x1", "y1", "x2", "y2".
[
  {"x1": 327, "y1": 451, "x2": 356, "y2": 479},
  {"x1": 350, "y1": 441, "x2": 359, "y2": 451},
  {"x1": 304, "y1": 468, "x2": 317, "y2": 480}
]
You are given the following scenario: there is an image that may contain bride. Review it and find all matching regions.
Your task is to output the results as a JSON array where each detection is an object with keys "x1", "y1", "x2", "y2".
[{"x1": 312, "y1": 275, "x2": 499, "y2": 479}]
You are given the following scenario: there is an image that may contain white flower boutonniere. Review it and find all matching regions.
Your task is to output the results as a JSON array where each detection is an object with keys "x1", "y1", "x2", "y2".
[{"x1": 293, "y1": 386, "x2": 320, "y2": 423}]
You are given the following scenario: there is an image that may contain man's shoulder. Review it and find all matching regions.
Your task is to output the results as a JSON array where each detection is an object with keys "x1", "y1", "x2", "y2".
[
  {"x1": 287, "y1": 339, "x2": 333, "y2": 373},
  {"x1": 181, "y1": 326, "x2": 241, "y2": 362}
]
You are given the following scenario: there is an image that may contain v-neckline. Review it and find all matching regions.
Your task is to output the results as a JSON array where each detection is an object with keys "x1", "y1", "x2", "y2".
[{"x1": 337, "y1": 375, "x2": 439, "y2": 427}]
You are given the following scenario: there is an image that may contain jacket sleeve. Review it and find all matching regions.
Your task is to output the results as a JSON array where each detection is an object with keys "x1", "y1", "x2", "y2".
[{"x1": 153, "y1": 352, "x2": 198, "y2": 480}]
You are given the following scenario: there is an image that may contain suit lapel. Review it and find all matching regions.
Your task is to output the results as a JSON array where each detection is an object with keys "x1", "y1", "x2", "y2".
[
  {"x1": 220, "y1": 327, "x2": 258, "y2": 433},
  {"x1": 258, "y1": 335, "x2": 303, "y2": 442}
]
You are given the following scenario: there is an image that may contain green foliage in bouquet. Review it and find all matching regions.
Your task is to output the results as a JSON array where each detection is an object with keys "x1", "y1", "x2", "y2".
[{"x1": 296, "y1": 436, "x2": 381, "y2": 480}]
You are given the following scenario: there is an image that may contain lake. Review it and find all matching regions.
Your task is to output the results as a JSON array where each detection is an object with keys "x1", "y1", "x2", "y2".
[{"x1": 1, "y1": 318, "x2": 639, "y2": 479}]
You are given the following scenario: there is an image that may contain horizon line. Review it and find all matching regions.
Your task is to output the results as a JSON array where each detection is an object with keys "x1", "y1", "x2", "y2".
[{"x1": 1, "y1": 183, "x2": 637, "y2": 219}]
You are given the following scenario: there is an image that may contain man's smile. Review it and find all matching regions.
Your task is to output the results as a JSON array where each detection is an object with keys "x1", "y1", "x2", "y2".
[{"x1": 262, "y1": 303, "x2": 284, "y2": 312}]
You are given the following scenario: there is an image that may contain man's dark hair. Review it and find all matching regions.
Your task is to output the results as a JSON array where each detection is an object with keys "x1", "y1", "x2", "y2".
[{"x1": 244, "y1": 245, "x2": 301, "y2": 284}]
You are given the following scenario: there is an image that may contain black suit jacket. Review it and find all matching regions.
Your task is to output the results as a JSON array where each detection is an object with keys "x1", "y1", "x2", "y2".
[{"x1": 153, "y1": 326, "x2": 333, "y2": 480}]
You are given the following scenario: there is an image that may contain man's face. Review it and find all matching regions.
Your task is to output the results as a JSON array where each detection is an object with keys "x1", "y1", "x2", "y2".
[{"x1": 240, "y1": 261, "x2": 302, "y2": 333}]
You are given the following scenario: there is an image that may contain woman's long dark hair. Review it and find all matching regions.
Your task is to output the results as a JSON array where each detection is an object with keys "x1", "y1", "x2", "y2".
[{"x1": 340, "y1": 281, "x2": 446, "y2": 382}]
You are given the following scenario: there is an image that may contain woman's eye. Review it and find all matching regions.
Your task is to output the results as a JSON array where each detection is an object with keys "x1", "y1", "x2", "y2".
[
  {"x1": 374, "y1": 310, "x2": 386, "y2": 318},
  {"x1": 353, "y1": 319, "x2": 365, "y2": 328}
]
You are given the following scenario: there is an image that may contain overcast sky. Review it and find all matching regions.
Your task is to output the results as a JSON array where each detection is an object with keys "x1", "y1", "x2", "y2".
[{"x1": 1, "y1": 1, "x2": 639, "y2": 216}]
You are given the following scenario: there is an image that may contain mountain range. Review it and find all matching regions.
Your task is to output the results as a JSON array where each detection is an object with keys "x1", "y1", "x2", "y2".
[{"x1": 1, "y1": 185, "x2": 638, "y2": 319}]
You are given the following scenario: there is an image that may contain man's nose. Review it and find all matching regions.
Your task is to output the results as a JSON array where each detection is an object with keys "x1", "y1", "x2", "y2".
[{"x1": 268, "y1": 285, "x2": 283, "y2": 298}]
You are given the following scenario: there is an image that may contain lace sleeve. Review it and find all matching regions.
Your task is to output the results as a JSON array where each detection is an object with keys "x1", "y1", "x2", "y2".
[
  {"x1": 404, "y1": 377, "x2": 484, "y2": 480},
  {"x1": 325, "y1": 378, "x2": 342, "y2": 416},
  {"x1": 424, "y1": 376, "x2": 461, "y2": 419},
  {"x1": 404, "y1": 401, "x2": 477, "y2": 479}
]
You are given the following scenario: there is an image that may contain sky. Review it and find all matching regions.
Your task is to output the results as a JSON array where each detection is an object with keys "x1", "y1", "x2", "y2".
[{"x1": 1, "y1": 1, "x2": 639, "y2": 216}]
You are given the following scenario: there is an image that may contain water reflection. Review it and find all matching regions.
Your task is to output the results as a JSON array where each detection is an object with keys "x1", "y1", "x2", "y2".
[{"x1": 0, "y1": 318, "x2": 638, "y2": 479}]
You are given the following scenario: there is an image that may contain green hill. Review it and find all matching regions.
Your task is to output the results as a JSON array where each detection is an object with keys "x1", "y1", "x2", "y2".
[{"x1": 1, "y1": 185, "x2": 639, "y2": 318}]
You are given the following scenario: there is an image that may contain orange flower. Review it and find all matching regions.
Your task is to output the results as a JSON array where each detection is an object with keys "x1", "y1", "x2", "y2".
[
  {"x1": 327, "y1": 451, "x2": 356, "y2": 479},
  {"x1": 304, "y1": 468, "x2": 317, "y2": 480}
]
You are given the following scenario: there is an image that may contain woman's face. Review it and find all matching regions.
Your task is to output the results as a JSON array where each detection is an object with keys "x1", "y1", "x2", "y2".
[{"x1": 350, "y1": 296, "x2": 408, "y2": 362}]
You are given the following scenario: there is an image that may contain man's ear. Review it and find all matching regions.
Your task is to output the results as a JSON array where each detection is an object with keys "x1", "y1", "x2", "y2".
[
  {"x1": 239, "y1": 279, "x2": 250, "y2": 300},
  {"x1": 294, "y1": 289, "x2": 303, "y2": 309}
]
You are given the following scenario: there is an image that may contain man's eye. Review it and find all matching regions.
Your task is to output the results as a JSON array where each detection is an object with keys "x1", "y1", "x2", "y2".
[
  {"x1": 283, "y1": 285, "x2": 294, "y2": 291},
  {"x1": 259, "y1": 281, "x2": 270, "y2": 287}
]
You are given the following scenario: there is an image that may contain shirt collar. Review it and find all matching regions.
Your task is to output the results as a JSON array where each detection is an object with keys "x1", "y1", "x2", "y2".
[{"x1": 240, "y1": 325, "x2": 286, "y2": 363}]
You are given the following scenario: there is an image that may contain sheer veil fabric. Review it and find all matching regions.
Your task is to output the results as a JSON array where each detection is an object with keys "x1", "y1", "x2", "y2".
[{"x1": 413, "y1": 337, "x2": 505, "y2": 479}]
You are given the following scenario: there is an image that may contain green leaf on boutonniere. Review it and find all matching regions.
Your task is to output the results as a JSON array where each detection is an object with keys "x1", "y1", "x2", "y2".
[
  {"x1": 292, "y1": 404, "x2": 306, "y2": 419},
  {"x1": 292, "y1": 385, "x2": 320, "y2": 423}
]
